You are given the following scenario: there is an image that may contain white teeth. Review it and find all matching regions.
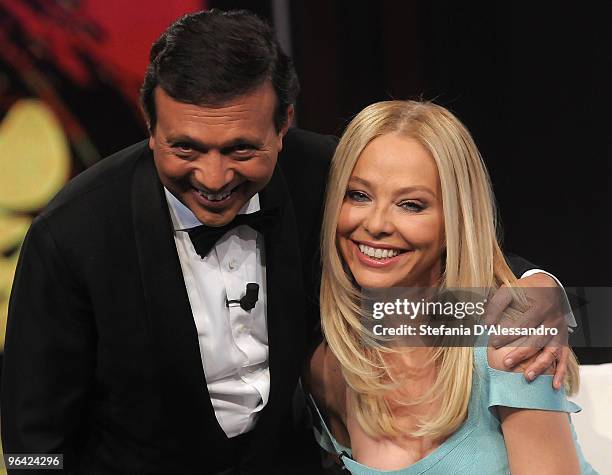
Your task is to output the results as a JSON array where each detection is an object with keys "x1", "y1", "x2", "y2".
[
  {"x1": 357, "y1": 244, "x2": 401, "y2": 259},
  {"x1": 198, "y1": 189, "x2": 232, "y2": 201}
]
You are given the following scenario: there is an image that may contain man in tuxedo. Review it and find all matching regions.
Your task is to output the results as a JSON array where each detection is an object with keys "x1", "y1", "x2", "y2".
[{"x1": 1, "y1": 9, "x2": 571, "y2": 475}]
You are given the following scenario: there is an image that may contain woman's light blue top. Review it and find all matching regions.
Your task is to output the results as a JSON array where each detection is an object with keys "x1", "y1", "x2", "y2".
[{"x1": 309, "y1": 341, "x2": 596, "y2": 474}]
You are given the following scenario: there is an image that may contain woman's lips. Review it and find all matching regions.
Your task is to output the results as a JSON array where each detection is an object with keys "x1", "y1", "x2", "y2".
[{"x1": 351, "y1": 240, "x2": 410, "y2": 268}]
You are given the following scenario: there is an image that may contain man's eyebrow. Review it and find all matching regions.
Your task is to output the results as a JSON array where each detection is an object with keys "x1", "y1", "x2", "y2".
[
  {"x1": 349, "y1": 176, "x2": 436, "y2": 197},
  {"x1": 167, "y1": 135, "x2": 263, "y2": 150},
  {"x1": 167, "y1": 135, "x2": 207, "y2": 149}
]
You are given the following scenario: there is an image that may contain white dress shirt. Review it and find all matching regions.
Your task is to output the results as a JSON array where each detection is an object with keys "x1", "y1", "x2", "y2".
[{"x1": 164, "y1": 188, "x2": 270, "y2": 437}]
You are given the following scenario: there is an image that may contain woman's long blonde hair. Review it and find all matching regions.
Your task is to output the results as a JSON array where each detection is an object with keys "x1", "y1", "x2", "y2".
[{"x1": 320, "y1": 100, "x2": 578, "y2": 440}]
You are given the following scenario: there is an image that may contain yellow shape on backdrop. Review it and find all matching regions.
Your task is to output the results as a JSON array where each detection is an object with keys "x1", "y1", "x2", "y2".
[
  {"x1": 0, "y1": 211, "x2": 31, "y2": 250},
  {"x1": 0, "y1": 212, "x2": 31, "y2": 349},
  {"x1": 0, "y1": 100, "x2": 71, "y2": 350},
  {"x1": 0, "y1": 99, "x2": 70, "y2": 211}
]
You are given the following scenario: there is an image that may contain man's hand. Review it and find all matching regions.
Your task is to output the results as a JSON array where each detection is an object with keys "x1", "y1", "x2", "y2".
[{"x1": 484, "y1": 273, "x2": 570, "y2": 389}]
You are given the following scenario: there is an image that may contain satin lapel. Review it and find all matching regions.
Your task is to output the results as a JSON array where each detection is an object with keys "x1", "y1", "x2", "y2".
[
  {"x1": 130, "y1": 150, "x2": 227, "y2": 446},
  {"x1": 251, "y1": 165, "x2": 309, "y2": 440}
]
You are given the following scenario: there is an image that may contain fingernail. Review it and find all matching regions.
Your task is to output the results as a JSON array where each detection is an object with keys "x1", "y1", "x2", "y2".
[
  {"x1": 504, "y1": 358, "x2": 513, "y2": 367},
  {"x1": 527, "y1": 371, "x2": 535, "y2": 381}
]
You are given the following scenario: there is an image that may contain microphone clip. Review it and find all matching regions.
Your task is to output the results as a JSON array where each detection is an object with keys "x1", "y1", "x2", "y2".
[{"x1": 226, "y1": 283, "x2": 259, "y2": 311}]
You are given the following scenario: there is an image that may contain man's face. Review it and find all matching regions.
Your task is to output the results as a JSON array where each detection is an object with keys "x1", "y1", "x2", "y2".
[{"x1": 149, "y1": 81, "x2": 292, "y2": 226}]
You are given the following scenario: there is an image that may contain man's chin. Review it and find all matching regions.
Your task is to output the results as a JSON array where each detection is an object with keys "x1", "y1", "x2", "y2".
[
  {"x1": 189, "y1": 195, "x2": 249, "y2": 226},
  {"x1": 193, "y1": 209, "x2": 239, "y2": 227}
]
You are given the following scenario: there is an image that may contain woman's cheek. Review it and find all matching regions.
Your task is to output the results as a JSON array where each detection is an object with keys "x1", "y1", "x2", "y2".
[
  {"x1": 407, "y1": 214, "x2": 444, "y2": 247},
  {"x1": 338, "y1": 203, "x2": 365, "y2": 234},
  {"x1": 336, "y1": 203, "x2": 351, "y2": 235}
]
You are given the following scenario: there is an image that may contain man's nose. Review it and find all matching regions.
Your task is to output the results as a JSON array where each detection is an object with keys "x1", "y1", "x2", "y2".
[
  {"x1": 364, "y1": 205, "x2": 394, "y2": 237},
  {"x1": 192, "y1": 153, "x2": 234, "y2": 192}
]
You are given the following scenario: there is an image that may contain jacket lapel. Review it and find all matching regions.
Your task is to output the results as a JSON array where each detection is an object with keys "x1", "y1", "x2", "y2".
[
  {"x1": 249, "y1": 165, "x2": 309, "y2": 448},
  {"x1": 130, "y1": 149, "x2": 227, "y2": 448}
]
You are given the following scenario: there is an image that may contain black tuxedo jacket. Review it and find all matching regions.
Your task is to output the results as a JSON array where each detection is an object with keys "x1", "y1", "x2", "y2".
[{"x1": 1, "y1": 128, "x2": 337, "y2": 474}]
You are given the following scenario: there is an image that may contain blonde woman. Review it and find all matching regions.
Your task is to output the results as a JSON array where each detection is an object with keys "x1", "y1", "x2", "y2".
[{"x1": 307, "y1": 101, "x2": 595, "y2": 474}]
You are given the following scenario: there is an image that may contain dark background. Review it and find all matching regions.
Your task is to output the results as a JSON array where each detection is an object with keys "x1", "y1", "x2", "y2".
[
  {"x1": 212, "y1": 0, "x2": 612, "y2": 289},
  {"x1": 218, "y1": 0, "x2": 612, "y2": 362},
  {"x1": 1, "y1": 1, "x2": 609, "y2": 367},
  {"x1": 289, "y1": 1, "x2": 611, "y2": 289}
]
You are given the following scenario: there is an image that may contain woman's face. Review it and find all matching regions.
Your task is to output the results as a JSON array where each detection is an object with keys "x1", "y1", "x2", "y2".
[{"x1": 336, "y1": 132, "x2": 445, "y2": 289}]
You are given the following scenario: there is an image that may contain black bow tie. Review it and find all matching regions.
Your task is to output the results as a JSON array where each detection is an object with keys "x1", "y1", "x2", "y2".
[{"x1": 186, "y1": 207, "x2": 280, "y2": 258}]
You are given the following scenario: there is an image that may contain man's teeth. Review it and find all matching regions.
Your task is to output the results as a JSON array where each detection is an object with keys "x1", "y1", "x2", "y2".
[
  {"x1": 198, "y1": 189, "x2": 232, "y2": 201},
  {"x1": 358, "y1": 244, "x2": 402, "y2": 259}
]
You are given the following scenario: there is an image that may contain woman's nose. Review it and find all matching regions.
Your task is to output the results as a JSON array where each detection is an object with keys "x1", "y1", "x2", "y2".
[{"x1": 363, "y1": 205, "x2": 394, "y2": 237}]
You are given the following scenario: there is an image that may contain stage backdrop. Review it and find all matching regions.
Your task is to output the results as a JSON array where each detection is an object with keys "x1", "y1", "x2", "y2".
[{"x1": 0, "y1": 0, "x2": 205, "y2": 350}]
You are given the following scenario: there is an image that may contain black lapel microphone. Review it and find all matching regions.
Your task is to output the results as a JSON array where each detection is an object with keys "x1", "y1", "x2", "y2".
[{"x1": 226, "y1": 283, "x2": 259, "y2": 311}]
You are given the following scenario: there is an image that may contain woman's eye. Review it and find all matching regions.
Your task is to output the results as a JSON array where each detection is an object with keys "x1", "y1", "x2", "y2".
[
  {"x1": 346, "y1": 190, "x2": 370, "y2": 202},
  {"x1": 399, "y1": 201, "x2": 425, "y2": 212}
]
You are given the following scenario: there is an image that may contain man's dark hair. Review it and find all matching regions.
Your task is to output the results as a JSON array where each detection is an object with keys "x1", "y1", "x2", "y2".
[{"x1": 140, "y1": 9, "x2": 299, "y2": 132}]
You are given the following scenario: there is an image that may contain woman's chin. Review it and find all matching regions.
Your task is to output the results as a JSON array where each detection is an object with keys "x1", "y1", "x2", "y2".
[
  {"x1": 354, "y1": 274, "x2": 431, "y2": 289},
  {"x1": 355, "y1": 277, "x2": 401, "y2": 289}
]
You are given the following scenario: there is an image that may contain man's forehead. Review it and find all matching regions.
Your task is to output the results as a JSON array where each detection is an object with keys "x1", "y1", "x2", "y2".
[
  {"x1": 155, "y1": 87, "x2": 276, "y2": 132},
  {"x1": 155, "y1": 82, "x2": 277, "y2": 113}
]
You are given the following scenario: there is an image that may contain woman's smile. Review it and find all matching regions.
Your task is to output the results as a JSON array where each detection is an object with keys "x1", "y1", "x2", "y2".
[{"x1": 350, "y1": 239, "x2": 411, "y2": 268}]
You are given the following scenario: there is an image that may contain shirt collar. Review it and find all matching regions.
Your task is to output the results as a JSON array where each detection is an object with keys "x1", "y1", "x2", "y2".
[{"x1": 164, "y1": 187, "x2": 261, "y2": 231}]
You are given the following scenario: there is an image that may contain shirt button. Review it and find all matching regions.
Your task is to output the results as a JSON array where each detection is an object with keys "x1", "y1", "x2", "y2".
[{"x1": 228, "y1": 259, "x2": 237, "y2": 270}]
